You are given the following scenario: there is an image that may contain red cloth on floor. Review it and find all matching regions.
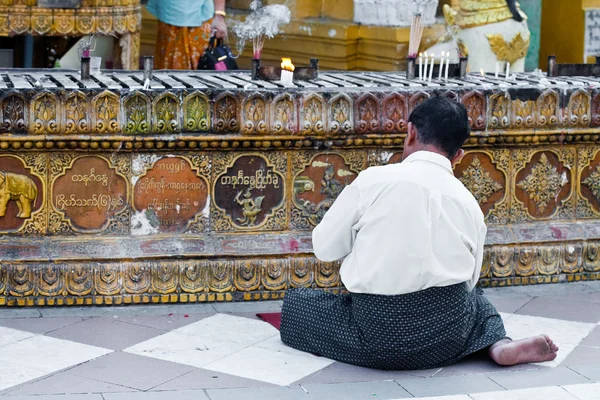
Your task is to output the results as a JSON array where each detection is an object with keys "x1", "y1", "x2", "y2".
[{"x1": 257, "y1": 313, "x2": 282, "y2": 330}]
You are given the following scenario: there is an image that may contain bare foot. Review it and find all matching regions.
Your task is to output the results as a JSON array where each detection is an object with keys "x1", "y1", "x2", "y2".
[{"x1": 489, "y1": 335, "x2": 559, "y2": 366}]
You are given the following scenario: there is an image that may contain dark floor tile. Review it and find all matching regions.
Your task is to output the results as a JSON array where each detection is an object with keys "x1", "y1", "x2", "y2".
[
  {"x1": 0, "y1": 395, "x2": 103, "y2": 400},
  {"x1": 5, "y1": 371, "x2": 135, "y2": 396},
  {"x1": 212, "y1": 301, "x2": 282, "y2": 313},
  {"x1": 510, "y1": 282, "x2": 599, "y2": 298},
  {"x1": 206, "y1": 386, "x2": 312, "y2": 400},
  {"x1": 114, "y1": 313, "x2": 213, "y2": 331},
  {"x1": 562, "y1": 346, "x2": 600, "y2": 366},
  {"x1": 298, "y1": 362, "x2": 430, "y2": 384},
  {"x1": 67, "y1": 352, "x2": 195, "y2": 391},
  {"x1": 0, "y1": 317, "x2": 83, "y2": 334},
  {"x1": 399, "y1": 375, "x2": 503, "y2": 397},
  {"x1": 45, "y1": 318, "x2": 167, "y2": 350},
  {"x1": 569, "y1": 364, "x2": 600, "y2": 382},
  {"x1": 434, "y1": 353, "x2": 544, "y2": 377},
  {"x1": 0, "y1": 309, "x2": 42, "y2": 319},
  {"x1": 515, "y1": 297, "x2": 600, "y2": 323},
  {"x1": 582, "y1": 326, "x2": 600, "y2": 348},
  {"x1": 302, "y1": 381, "x2": 412, "y2": 400},
  {"x1": 485, "y1": 295, "x2": 533, "y2": 314},
  {"x1": 487, "y1": 366, "x2": 590, "y2": 389},
  {"x1": 103, "y1": 391, "x2": 209, "y2": 400},
  {"x1": 152, "y1": 369, "x2": 273, "y2": 390},
  {"x1": 549, "y1": 292, "x2": 600, "y2": 305}
]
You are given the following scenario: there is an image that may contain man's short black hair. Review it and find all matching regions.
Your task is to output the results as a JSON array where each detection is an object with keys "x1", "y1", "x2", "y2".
[{"x1": 408, "y1": 97, "x2": 470, "y2": 158}]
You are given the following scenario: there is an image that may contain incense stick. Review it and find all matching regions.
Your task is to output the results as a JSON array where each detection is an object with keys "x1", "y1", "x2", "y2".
[{"x1": 408, "y1": 13, "x2": 423, "y2": 58}]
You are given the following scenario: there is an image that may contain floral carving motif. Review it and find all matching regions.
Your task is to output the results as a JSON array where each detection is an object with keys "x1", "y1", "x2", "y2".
[
  {"x1": 243, "y1": 96, "x2": 268, "y2": 135},
  {"x1": 513, "y1": 100, "x2": 535, "y2": 128},
  {"x1": 124, "y1": 93, "x2": 149, "y2": 134},
  {"x1": 458, "y1": 157, "x2": 502, "y2": 205},
  {"x1": 517, "y1": 153, "x2": 566, "y2": 212},
  {"x1": 489, "y1": 93, "x2": 509, "y2": 129},
  {"x1": 153, "y1": 94, "x2": 180, "y2": 134},
  {"x1": 93, "y1": 92, "x2": 119, "y2": 134},
  {"x1": 381, "y1": 94, "x2": 407, "y2": 133},
  {"x1": 301, "y1": 96, "x2": 325, "y2": 135},
  {"x1": 272, "y1": 94, "x2": 296, "y2": 135},
  {"x1": 64, "y1": 93, "x2": 89, "y2": 134},
  {"x1": 462, "y1": 92, "x2": 486, "y2": 130},
  {"x1": 184, "y1": 93, "x2": 210, "y2": 132},
  {"x1": 32, "y1": 93, "x2": 59, "y2": 135},
  {"x1": 583, "y1": 165, "x2": 600, "y2": 200},
  {"x1": 2, "y1": 94, "x2": 26, "y2": 133},
  {"x1": 356, "y1": 95, "x2": 379, "y2": 134},
  {"x1": 568, "y1": 90, "x2": 590, "y2": 127},
  {"x1": 329, "y1": 95, "x2": 352, "y2": 134},
  {"x1": 215, "y1": 94, "x2": 239, "y2": 133},
  {"x1": 537, "y1": 91, "x2": 558, "y2": 127}
]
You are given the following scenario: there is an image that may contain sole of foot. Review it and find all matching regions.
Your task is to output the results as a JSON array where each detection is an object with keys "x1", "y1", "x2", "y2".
[{"x1": 489, "y1": 335, "x2": 559, "y2": 366}]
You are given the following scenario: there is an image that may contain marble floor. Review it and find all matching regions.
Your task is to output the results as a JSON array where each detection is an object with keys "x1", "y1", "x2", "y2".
[{"x1": 0, "y1": 281, "x2": 599, "y2": 400}]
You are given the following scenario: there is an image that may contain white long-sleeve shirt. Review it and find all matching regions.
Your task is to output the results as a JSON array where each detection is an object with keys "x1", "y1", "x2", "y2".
[{"x1": 312, "y1": 151, "x2": 486, "y2": 295}]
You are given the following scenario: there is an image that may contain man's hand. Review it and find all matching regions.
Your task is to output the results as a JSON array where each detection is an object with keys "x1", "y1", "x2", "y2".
[{"x1": 211, "y1": 14, "x2": 228, "y2": 39}]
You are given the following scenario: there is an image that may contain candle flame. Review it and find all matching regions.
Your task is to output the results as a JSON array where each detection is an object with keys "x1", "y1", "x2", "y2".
[
  {"x1": 424, "y1": 51, "x2": 428, "y2": 57},
  {"x1": 480, "y1": 69, "x2": 484, "y2": 77},
  {"x1": 431, "y1": 53, "x2": 435, "y2": 58},
  {"x1": 441, "y1": 51, "x2": 445, "y2": 57},
  {"x1": 281, "y1": 58, "x2": 295, "y2": 72},
  {"x1": 419, "y1": 52, "x2": 422, "y2": 57}
]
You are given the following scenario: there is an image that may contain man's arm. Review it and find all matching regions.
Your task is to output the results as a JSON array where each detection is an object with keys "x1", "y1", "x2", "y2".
[
  {"x1": 467, "y1": 222, "x2": 487, "y2": 291},
  {"x1": 212, "y1": 0, "x2": 227, "y2": 39},
  {"x1": 312, "y1": 182, "x2": 362, "y2": 262}
]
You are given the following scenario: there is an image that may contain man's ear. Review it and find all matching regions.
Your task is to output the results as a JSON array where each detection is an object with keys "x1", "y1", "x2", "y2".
[
  {"x1": 450, "y1": 149, "x2": 465, "y2": 166},
  {"x1": 406, "y1": 122, "x2": 417, "y2": 146}
]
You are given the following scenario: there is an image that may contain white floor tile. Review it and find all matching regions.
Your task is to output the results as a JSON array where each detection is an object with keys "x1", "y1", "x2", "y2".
[
  {"x1": 2, "y1": 335, "x2": 112, "y2": 373},
  {"x1": 254, "y1": 335, "x2": 328, "y2": 359},
  {"x1": 404, "y1": 397, "x2": 471, "y2": 400},
  {"x1": 124, "y1": 331, "x2": 247, "y2": 368},
  {"x1": 501, "y1": 313, "x2": 596, "y2": 367},
  {"x1": 176, "y1": 314, "x2": 279, "y2": 345},
  {"x1": 203, "y1": 345, "x2": 334, "y2": 386},
  {"x1": 563, "y1": 382, "x2": 600, "y2": 400},
  {"x1": 0, "y1": 361, "x2": 48, "y2": 391},
  {"x1": 470, "y1": 386, "x2": 578, "y2": 400},
  {"x1": 0, "y1": 326, "x2": 36, "y2": 348}
]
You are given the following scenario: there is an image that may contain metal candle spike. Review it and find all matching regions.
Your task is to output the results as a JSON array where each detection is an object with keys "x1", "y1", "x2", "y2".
[
  {"x1": 143, "y1": 56, "x2": 154, "y2": 81},
  {"x1": 80, "y1": 57, "x2": 91, "y2": 80}
]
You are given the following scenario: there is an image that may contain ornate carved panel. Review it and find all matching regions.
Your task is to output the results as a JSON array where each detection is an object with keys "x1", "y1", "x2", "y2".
[
  {"x1": 208, "y1": 260, "x2": 234, "y2": 292},
  {"x1": 8, "y1": 264, "x2": 35, "y2": 297},
  {"x1": 262, "y1": 259, "x2": 288, "y2": 291},
  {"x1": 567, "y1": 90, "x2": 591, "y2": 127},
  {"x1": 488, "y1": 92, "x2": 510, "y2": 129},
  {"x1": 290, "y1": 257, "x2": 315, "y2": 288},
  {"x1": 462, "y1": 91, "x2": 486, "y2": 130},
  {"x1": 242, "y1": 94, "x2": 269, "y2": 135},
  {"x1": 536, "y1": 90, "x2": 559, "y2": 128},
  {"x1": 381, "y1": 93, "x2": 407, "y2": 133},
  {"x1": 578, "y1": 147, "x2": 600, "y2": 217},
  {"x1": 95, "y1": 263, "x2": 122, "y2": 296},
  {"x1": 30, "y1": 92, "x2": 60, "y2": 135},
  {"x1": 152, "y1": 92, "x2": 181, "y2": 134},
  {"x1": 123, "y1": 91, "x2": 150, "y2": 134},
  {"x1": 454, "y1": 151, "x2": 509, "y2": 224},
  {"x1": 328, "y1": 94, "x2": 353, "y2": 135},
  {"x1": 516, "y1": 247, "x2": 536, "y2": 277},
  {"x1": 180, "y1": 261, "x2": 207, "y2": 293},
  {"x1": 315, "y1": 259, "x2": 341, "y2": 288},
  {"x1": 592, "y1": 92, "x2": 600, "y2": 127},
  {"x1": 583, "y1": 243, "x2": 600, "y2": 272},
  {"x1": 66, "y1": 264, "x2": 93, "y2": 296},
  {"x1": 1, "y1": 93, "x2": 27, "y2": 134},
  {"x1": 132, "y1": 155, "x2": 210, "y2": 234},
  {"x1": 368, "y1": 150, "x2": 403, "y2": 167},
  {"x1": 291, "y1": 151, "x2": 365, "y2": 230},
  {"x1": 511, "y1": 99, "x2": 535, "y2": 129},
  {"x1": 491, "y1": 247, "x2": 514, "y2": 278},
  {"x1": 92, "y1": 91, "x2": 120, "y2": 135},
  {"x1": 355, "y1": 93, "x2": 379, "y2": 134},
  {"x1": 535, "y1": 246, "x2": 560, "y2": 276},
  {"x1": 183, "y1": 92, "x2": 210, "y2": 132},
  {"x1": 151, "y1": 262, "x2": 179, "y2": 294},
  {"x1": 271, "y1": 93, "x2": 297, "y2": 135},
  {"x1": 300, "y1": 94, "x2": 326, "y2": 135},
  {"x1": 0, "y1": 154, "x2": 47, "y2": 235},
  {"x1": 63, "y1": 91, "x2": 90, "y2": 135},
  {"x1": 212, "y1": 153, "x2": 286, "y2": 232},
  {"x1": 49, "y1": 154, "x2": 130, "y2": 234},
  {"x1": 512, "y1": 149, "x2": 574, "y2": 221},
  {"x1": 409, "y1": 91, "x2": 430, "y2": 113},
  {"x1": 37, "y1": 264, "x2": 64, "y2": 297},
  {"x1": 561, "y1": 244, "x2": 583, "y2": 274},
  {"x1": 234, "y1": 259, "x2": 261, "y2": 292},
  {"x1": 213, "y1": 93, "x2": 239, "y2": 133},
  {"x1": 124, "y1": 263, "x2": 151, "y2": 294}
]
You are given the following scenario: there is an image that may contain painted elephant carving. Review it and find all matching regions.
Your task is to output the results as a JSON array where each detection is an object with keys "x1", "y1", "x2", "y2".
[{"x1": 0, "y1": 172, "x2": 38, "y2": 219}]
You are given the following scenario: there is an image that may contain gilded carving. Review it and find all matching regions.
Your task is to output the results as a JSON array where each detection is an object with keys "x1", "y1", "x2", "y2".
[
  {"x1": 262, "y1": 259, "x2": 288, "y2": 291},
  {"x1": 124, "y1": 264, "x2": 151, "y2": 294},
  {"x1": 64, "y1": 92, "x2": 90, "y2": 135},
  {"x1": 512, "y1": 99, "x2": 535, "y2": 128},
  {"x1": 301, "y1": 94, "x2": 326, "y2": 135},
  {"x1": 486, "y1": 33, "x2": 530, "y2": 64},
  {"x1": 30, "y1": 92, "x2": 60, "y2": 135},
  {"x1": 328, "y1": 94, "x2": 353, "y2": 135},
  {"x1": 409, "y1": 91, "x2": 430, "y2": 113},
  {"x1": 290, "y1": 257, "x2": 315, "y2": 288},
  {"x1": 315, "y1": 260, "x2": 340, "y2": 288},
  {"x1": 95, "y1": 263, "x2": 122, "y2": 296},
  {"x1": 92, "y1": 91, "x2": 120, "y2": 135},
  {"x1": 153, "y1": 92, "x2": 180, "y2": 134},
  {"x1": 179, "y1": 261, "x2": 207, "y2": 293},
  {"x1": 271, "y1": 93, "x2": 296, "y2": 135},
  {"x1": 462, "y1": 91, "x2": 486, "y2": 130},
  {"x1": 9, "y1": 264, "x2": 35, "y2": 297},
  {"x1": 214, "y1": 93, "x2": 239, "y2": 133},
  {"x1": 183, "y1": 92, "x2": 210, "y2": 132},
  {"x1": 53, "y1": 9, "x2": 75, "y2": 36},
  {"x1": 491, "y1": 247, "x2": 514, "y2": 278},
  {"x1": 66, "y1": 265, "x2": 93, "y2": 296},
  {"x1": 31, "y1": 9, "x2": 52, "y2": 35},
  {"x1": 592, "y1": 93, "x2": 600, "y2": 127},
  {"x1": 516, "y1": 248, "x2": 535, "y2": 277},
  {"x1": 536, "y1": 247, "x2": 560, "y2": 276},
  {"x1": 242, "y1": 95, "x2": 269, "y2": 135},
  {"x1": 562, "y1": 245, "x2": 582, "y2": 274},
  {"x1": 579, "y1": 147, "x2": 600, "y2": 217},
  {"x1": 537, "y1": 91, "x2": 558, "y2": 128},
  {"x1": 567, "y1": 90, "x2": 591, "y2": 127},
  {"x1": 38, "y1": 264, "x2": 63, "y2": 297},
  {"x1": 582, "y1": 166, "x2": 600, "y2": 200},
  {"x1": 123, "y1": 92, "x2": 150, "y2": 134},
  {"x1": 76, "y1": 9, "x2": 97, "y2": 35},
  {"x1": 458, "y1": 156, "x2": 502, "y2": 205},
  {"x1": 489, "y1": 93, "x2": 510, "y2": 129},
  {"x1": 0, "y1": 263, "x2": 6, "y2": 295},
  {"x1": 1, "y1": 93, "x2": 27, "y2": 133},
  {"x1": 516, "y1": 153, "x2": 567, "y2": 213},
  {"x1": 355, "y1": 94, "x2": 379, "y2": 134},
  {"x1": 583, "y1": 243, "x2": 600, "y2": 272},
  {"x1": 208, "y1": 260, "x2": 234, "y2": 292},
  {"x1": 381, "y1": 93, "x2": 407, "y2": 133},
  {"x1": 234, "y1": 259, "x2": 261, "y2": 292},
  {"x1": 152, "y1": 263, "x2": 178, "y2": 294}
]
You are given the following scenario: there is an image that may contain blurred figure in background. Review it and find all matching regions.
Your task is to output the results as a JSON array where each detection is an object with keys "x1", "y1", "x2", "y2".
[{"x1": 146, "y1": 0, "x2": 227, "y2": 69}]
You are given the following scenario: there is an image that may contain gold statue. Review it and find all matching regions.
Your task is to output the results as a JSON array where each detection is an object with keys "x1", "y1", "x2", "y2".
[
  {"x1": 235, "y1": 188, "x2": 265, "y2": 226},
  {"x1": 0, "y1": 171, "x2": 38, "y2": 219}
]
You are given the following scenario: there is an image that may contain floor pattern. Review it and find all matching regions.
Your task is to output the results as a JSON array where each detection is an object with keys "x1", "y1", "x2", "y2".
[{"x1": 0, "y1": 281, "x2": 599, "y2": 399}]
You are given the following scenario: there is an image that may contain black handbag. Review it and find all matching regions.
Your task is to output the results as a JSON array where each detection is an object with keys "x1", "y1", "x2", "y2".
[{"x1": 198, "y1": 36, "x2": 238, "y2": 71}]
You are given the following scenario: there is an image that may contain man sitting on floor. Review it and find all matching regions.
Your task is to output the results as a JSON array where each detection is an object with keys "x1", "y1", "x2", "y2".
[{"x1": 280, "y1": 97, "x2": 559, "y2": 370}]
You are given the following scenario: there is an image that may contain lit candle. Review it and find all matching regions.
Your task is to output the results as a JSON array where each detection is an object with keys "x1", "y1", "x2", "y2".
[
  {"x1": 505, "y1": 62, "x2": 510, "y2": 80},
  {"x1": 429, "y1": 53, "x2": 435, "y2": 82},
  {"x1": 423, "y1": 52, "x2": 429, "y2": 83},
  {"x1": 445, "y1": 53, "x2": 450, "y2": 81},
  {"x1": 480, "y1": 69, "x2": 485, "y2": 77},
  {"x1": 495, "y1": 62, "x2": 499, "y2": 78},
  {"x1": 439, "y1": 52, "x2": 444, "y2": 80},
  {"x1": 419, "y1": 52, "x2": 423, "y2": 81},
  {"x1": 280, "y1": 57, "x2": 295, "y2": 86}
]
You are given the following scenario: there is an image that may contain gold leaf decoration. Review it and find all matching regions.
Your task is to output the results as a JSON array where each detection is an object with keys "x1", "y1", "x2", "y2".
[{"x1": 486, "y1": 32, "x2": 530, "y2": 64}]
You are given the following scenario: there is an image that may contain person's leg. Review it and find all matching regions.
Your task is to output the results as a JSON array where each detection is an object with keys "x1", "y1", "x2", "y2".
[{"x1": 489, "y1": 336, "x2": 559, "y2": 366}]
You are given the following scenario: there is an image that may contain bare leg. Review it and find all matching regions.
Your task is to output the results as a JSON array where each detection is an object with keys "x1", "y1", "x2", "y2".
[{"x1": 489, "y1": 335, "x2": 559, "y2": 366}]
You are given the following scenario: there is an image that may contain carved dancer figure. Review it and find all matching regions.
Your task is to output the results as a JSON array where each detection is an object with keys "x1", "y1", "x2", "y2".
[
  {"x1": 320, "y1": 165, "x2": 344, "y2": 199},
  {"x1": 235, "y1": 188, "x2": 264, "y2": 226},
  {"x1": 281, "y1": 98, "x2": 558, "y2": 370},
  {"x1": 0, "y1": 171, "x2": 38, "y2": 219},
  {"x1": 146, "y1": 0, "x2": 228, "y2": 69}
]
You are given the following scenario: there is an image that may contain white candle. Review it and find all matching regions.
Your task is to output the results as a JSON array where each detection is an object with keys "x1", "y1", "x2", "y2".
[
  {"x1": 495, "y1": 62, "x2": 499, "y2": 78},
  {"x1": 429, "y1": 53, "x2": 434, "y2": 82},
  {"x1": 438, "y1": 52, "x2": 444, "y2": 80},
  {"x1": 445, "y1": 53, "x2": 450, "y2": 81},
  {"x1": 419, "y1": 53, "x2": 423, "y2": 81},
  {"x1": 505, "y1": 62, "x2": 510, "y2": 79},
  {"x1": 423, "y1": 52, "x2": 429, "y2": 82},
  {"x1": 281, "y1": 69, "x2": 294, "y2": 86}
]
